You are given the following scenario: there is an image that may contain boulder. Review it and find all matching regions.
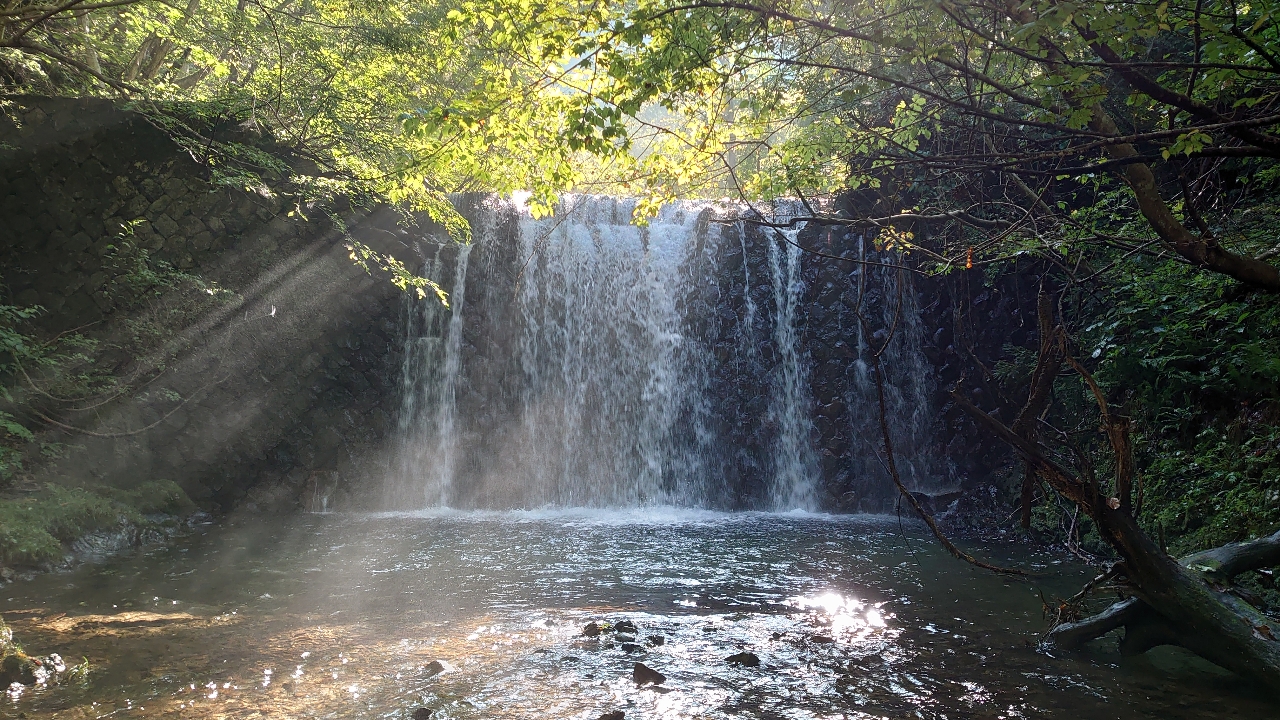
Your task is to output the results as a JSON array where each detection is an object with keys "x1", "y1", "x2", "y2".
[{"x1": 633, "y1": 662, "x2": 665, "y2": 686}]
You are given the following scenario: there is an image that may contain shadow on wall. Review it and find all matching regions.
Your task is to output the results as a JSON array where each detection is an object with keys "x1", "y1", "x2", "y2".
[{"x1": 0, "y1": 97, "x2": 430, "y2": 515}]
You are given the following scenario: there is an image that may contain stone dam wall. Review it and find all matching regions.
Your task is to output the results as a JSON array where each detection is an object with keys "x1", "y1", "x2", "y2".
[{"x1": 1, "y1": 97, "x2": 1032, "y2": 519}]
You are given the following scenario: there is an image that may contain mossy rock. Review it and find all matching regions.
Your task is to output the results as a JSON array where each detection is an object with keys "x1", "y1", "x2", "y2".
[
  {"x1": 0, "y1": 479, "x2": 195, "y2": 566},
  {"x1": 1, "y1": 650, "x2": 37, "y2": 686}
]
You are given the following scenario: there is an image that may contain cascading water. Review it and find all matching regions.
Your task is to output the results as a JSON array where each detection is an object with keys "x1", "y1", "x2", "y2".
[
  {"x1": 765, "y1": 231, "x2": 818, "y2": 510},
  {"x1": 510, "y1": 198, "x2": 700, "y2": 506},
  {"x1": 391, "y1": 195, "x2": 940, "y2": 511},
  {"x1": 394, "y1": 242, "x2": 472, "y2": 507}
]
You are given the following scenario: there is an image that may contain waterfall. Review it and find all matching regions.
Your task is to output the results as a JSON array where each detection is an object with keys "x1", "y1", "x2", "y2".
[
  {"x1": 394, "y1": 242, "x2": 472, "y2": 507},
  {"x1": 766, "y1": 231, "x2": 818, "y2": 510},
  {"x1": 390, "y1": 195, "x2": 940, "y2": 511}
]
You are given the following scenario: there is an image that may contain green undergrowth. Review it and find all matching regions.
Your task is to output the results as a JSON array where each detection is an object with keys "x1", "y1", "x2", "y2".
[
  {"x1": 0, "y1": 479, "x2": 195, "y2": 567},
  {"x1": 1092, "y1": 258, "x2": 1280, "y2": 555},
  {"x1": 1000, "y1": 245, "x2": 1280, "y2": 562}
]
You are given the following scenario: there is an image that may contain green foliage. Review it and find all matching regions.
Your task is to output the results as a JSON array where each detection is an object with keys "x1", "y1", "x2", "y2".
[
  {"x1": 1082, "y1": 258, "x2": 1280, "y2": 552},
  {"x1": 0, "y1": 226, "x2": 236, "y2": 491},
  {"x1": 3, "y1": 0, "x2": 599, "y2": 234}
]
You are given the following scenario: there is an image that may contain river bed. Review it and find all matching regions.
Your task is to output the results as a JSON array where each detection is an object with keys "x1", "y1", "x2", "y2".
[{"x1": 1, "y1": 511, "x2": 1271, "y2": 719}]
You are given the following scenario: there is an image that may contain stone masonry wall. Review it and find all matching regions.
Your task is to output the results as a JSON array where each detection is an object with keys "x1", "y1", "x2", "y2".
[{"x1": 0, "y1": 97, "x2": 419, "y2": 513}]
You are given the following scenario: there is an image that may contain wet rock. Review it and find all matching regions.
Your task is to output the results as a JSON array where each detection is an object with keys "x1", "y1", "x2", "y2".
[
  {"x1": 646, "y1": 635, "x2": 665, "y2": 646},
  {"x1": 412, "y1": 708, "x2": 432, "y2": 720},
  {"x1": 633, "y1": 662, "x2": 666, "y2": 686},
  {"x1": 582, "y1": 622, "x2": 603, "y2": 637},
  {"x1": 615, "y1": 633, "x2": 636, "y2": 643},
  {"x1": 614, "y1": 620, "x2": 638, "y2": 634},
  {"x1": 599, "y1": 712, "x2": 625, "y2": 720},
  {"x1": 810, "y1": 635, "x2": 834, "y2": 644},
  {"x1": 423, "y1": 660, "x2": 446, "y2": 676},
  {"x1": 725, "y1": 651, "x2": 760, "y2": 667},
  {"x1": 621, "y1": 643, "x2": 643, "y2": 653}
]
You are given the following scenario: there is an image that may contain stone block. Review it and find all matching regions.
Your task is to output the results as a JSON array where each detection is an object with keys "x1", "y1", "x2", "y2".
[
  {"x1": 86, "y1": 271, "x2": 107, "y2": 291},
  {"x1": 46, "y1": 228, "x2": 68, "y2": 251},
  {"x1": 79, "y1": 215, "x2": 104, "y2": 239},
  {"x1": 65, "y1": 231, "x2": 92, "y2": 255},
  {"x1": 178, "y1": 213, "x2": 207, "y2": 236},
  {"x1": 36, "y1": 212, "x2": 57, "y2": 233},
  {"x1": 123, "y1": 194, "x2": 150, "y2": 219},
  {"x1": 147, "y1": 195, "x2": 171, "y2": 216},
  {"x1": 162, "y1": 176, "x2": 190, "y2": 198},
  {"x1": 191, "y1": 231, "x2": 214, "y2": 251},
  {"x1": 140, "y1": 178, "x2": 163, "y2": 201},
  {"x1": 112, "y1": 176, "x2": 138, "y2": 198},
  {"x1": 153, "y1": 213, "x2": 180, "y2": 238},
  {"x1": 189, "y1": 192, "x2": 216, "y2": 217},
  {"x1": 23, "y1": 107, "x2": 47, "y2": 126}
]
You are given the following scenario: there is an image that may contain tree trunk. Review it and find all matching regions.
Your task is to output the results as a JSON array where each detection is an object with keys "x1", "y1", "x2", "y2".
[{"x1": 955, "y1": 390, "x2": 1280, "y2": 690}]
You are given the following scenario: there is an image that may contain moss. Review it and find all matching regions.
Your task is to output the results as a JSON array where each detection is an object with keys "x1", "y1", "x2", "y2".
[
  {"x1": 1139, "y1": 420, "x2": 1280, "y2": 556},
  {"x1": 0, "y1": 617, "x2": 37, "y2": 686},
  {"x1": 0, "y1": 480, "x2": 194, "y2": 567}
]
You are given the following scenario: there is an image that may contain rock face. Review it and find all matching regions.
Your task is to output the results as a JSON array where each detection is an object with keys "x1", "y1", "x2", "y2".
[{"x1": 0, "y1": 98, "x2": 413, "y2": 513}]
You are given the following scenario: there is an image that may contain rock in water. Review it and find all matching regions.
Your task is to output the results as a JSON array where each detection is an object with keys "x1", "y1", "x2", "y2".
[
  {"x1": 621, "y1": 643, "x2": 642, "y2": 653},
  {"x1": 424, "y1": 660, "x2": 446, "y2": 676},
  {"x1": 598, "y1": 712, "x2": 625, "y2": 720},
  {"x1": 412, "y1": 708, "x2": 432, "y2": 720},
  {"x1": 725, "y1": 651, "x2": 760, "y2": 667},
  {"x1": 614, "y1": 620, "x2": 638, "y2": 634},
  {"x1": 633, "y1": 662, "x2": 665, "y2": 686},
  {"x1": 582, "y1": 622, "x2": 603, "y2": 637},
  {"x1": 646, "y1": 635, "x2": 665, "y2": 646}
]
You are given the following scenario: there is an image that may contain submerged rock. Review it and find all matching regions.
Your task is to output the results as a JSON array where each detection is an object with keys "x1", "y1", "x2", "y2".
[
  {"x1": 633, "y1": 662, "x2": 666, "y2": 686},
  {"x1": 412, "y1": 708, "x2": 432, "y2": 720},
  {"x1": 599, "y1": 712, "x2": 625, "y2": 720},
  {"x1": 725, "y1": 651, "x2": 760, "y2": 667},
  {"x1": 646, "y1": 635, "x2": 665, "y2": 646},
  {"x1": 810, "y1": 635, "x2": 834, "y2": 644},
  {"x1": 621, "y1": 643, "x2": 643, "y2": 653}
]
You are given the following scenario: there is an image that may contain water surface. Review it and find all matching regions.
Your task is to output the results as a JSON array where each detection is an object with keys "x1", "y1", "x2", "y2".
[{"x1": 1, "y1": 511, "x2": 1271, "y2": 718}]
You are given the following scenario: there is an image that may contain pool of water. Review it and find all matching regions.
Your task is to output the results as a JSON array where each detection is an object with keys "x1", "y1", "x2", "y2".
[{"x1": 1, "y1": 510, "x2": 1272, "y2": 718}]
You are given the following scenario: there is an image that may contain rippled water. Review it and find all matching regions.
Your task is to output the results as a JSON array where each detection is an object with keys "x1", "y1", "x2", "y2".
[{"x1": 1, "y1": 511, "x2": 1272, "y2": 718}]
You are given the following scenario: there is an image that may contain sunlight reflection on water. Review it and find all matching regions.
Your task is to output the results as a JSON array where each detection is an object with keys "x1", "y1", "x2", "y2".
[{"x1": 0, "y1": 512, "x2": 1271, "y2": 719}]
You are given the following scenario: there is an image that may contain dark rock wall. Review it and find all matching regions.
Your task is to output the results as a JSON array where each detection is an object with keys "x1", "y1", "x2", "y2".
[{"x1": 0, "y1": 97, "x2": 411, "y2": 513}]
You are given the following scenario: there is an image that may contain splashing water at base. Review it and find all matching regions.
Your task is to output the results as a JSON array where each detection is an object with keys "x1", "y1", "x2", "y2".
[{"x1": 1, "y1": 512, "x2": 1268, "y2": 720}]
